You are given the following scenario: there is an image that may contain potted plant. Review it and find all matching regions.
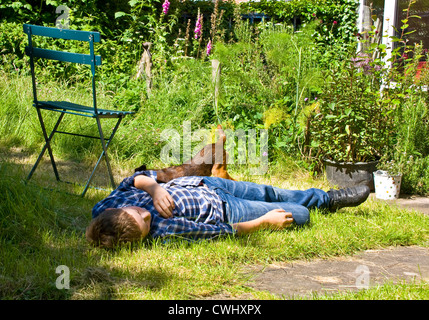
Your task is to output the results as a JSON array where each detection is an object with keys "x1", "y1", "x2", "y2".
[
  {"x1": 305, "y1": 1, "x2": 423, "y2": 190},
  {"x1": 374, "y1": 153, "x2": 406, "y2": 200},
  {"x1": 310, "y1": 49, "x2": 393, "y2": 190}
]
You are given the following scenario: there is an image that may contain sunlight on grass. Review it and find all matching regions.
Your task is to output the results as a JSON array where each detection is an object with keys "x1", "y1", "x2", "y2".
[
  {"x1": 1, "y1": 138, "x2": 428, "y2": 301},
  {"x1": 1, "y1": 155, "x2": 428, "y2": 299},
  {"x1": 1, "y1": 71, "x2": 428, "y2": 300},
  {"x1": 70, "y1": 201, "x2": 428, "y2": 300},
  {"x1": 310, "y1": 280, "x2": 429, "y2": 300}
]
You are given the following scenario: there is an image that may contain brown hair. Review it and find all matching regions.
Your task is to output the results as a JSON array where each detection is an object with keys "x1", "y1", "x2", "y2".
[{"x1": 86, "y1": 208, "x2": 143, "y2": 248}]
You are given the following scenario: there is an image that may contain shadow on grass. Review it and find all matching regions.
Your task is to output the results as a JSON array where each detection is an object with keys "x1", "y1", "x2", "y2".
[
  {"x1": 72, "y1": 263, "x2": 171, "y2": 300},
  {"x1": 0, "y1": 144, "x2": 133, "y2": 197},
  {"x1": 0, "y1": 158, "x2": 112, "y2": 298},
  {"x1": 0, "y1": 156, "x2": 182, "y2": 299}
]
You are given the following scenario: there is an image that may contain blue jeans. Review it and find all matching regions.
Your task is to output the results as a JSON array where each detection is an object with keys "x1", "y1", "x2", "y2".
[{"x1": 203, "y1": 177, "x2": 330, "y2": 225}]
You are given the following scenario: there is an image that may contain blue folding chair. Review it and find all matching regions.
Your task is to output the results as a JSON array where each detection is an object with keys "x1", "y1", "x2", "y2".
[{"x1": 23, "y1": 24, "x2": 134, "y2": 196}]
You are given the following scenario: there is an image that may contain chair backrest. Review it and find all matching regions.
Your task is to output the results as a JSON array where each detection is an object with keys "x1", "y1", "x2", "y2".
[{"x1": 23, "y1": 24, "x2": 102, "y2": 111}]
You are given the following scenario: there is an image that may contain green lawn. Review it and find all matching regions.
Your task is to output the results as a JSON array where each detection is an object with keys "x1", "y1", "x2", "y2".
[
  {"x1": 0, "y1": 71, "x2": 428, "y2": 300},
  {"x1": 0, "y1": 153, "x2": 428, "y2": 300}
]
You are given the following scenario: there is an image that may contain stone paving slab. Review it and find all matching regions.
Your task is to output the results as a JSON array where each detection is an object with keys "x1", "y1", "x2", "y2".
[
  {"x1": 245, "y1": 246, "x2": 429, "y2": 298},
  {"x1": 376, "y1": 194, "x2": 429, "y2": 215},
  {"x1": 241, "y1": 195, "x2": 429, "y2": 299}
]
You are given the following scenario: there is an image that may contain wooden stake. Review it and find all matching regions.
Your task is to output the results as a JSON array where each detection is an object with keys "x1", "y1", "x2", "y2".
[{"x1": 136, "y1": 42, "x2": 153, "y2": 93}]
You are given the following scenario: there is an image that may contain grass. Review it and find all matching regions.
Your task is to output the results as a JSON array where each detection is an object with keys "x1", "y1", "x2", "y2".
[
  {"x1": 0, "y1": 71, "x2": 428, "y2": 300},
  {"x1": 313, "y1": 281, "x2": 429, "y2": 300},
  {"x1": 0, "y1": 154, "x2": 428, "y2": 300}
]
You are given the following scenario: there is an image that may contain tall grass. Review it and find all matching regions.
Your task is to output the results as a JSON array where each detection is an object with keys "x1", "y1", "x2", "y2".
[{"x1": 0, "y1": 59, "x2": 215, "y2": 170}]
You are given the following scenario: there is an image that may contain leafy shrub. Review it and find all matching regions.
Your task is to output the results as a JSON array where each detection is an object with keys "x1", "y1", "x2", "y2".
[
  {"x1": 309, "y1": 50, "x2": 392, "y2": 163},
  {"x1": 401, "y1": 156, "x2": 429, "y2": 195},
  {"x1": 381, "y1": 96, "x2": 429, "y2": 195},
  {"x1": 0, "y1": 22, "x2": 28, "y2": 74},
  {"x1": 245, "y1": 0, "x2": 359, "y2": 60}
]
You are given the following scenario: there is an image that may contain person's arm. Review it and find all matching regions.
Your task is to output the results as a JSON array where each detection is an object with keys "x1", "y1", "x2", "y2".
[
  {"x1": 232, "y1": 209, "x2": 294, "y2": 235},
  {"x1": 134, "y1": 174, "x2": 175, "y2": 218},
  {"x1": 151, "y1": 215, "x2": 236, "y2": 240}
]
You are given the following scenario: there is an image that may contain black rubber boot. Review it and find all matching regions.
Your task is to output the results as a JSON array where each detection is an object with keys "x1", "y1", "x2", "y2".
[{"x1": 327, "y1": 185, "x2": 370, "y2": 211}]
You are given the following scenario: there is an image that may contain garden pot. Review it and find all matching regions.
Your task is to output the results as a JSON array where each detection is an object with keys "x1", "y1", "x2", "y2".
[
  {"x1": 324, "y1": 159, "x2": 378, "y2": 191},
  {"x1": 373, "y1": 170, "x2": 402, "y2": 200}
]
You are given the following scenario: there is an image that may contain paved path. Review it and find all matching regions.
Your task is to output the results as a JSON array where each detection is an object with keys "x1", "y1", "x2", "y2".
[
  {"x1": 241, "y1": 194, "x2": 429, "y2": 299},
  {"x1": 245, "y1": 246, "x2": 429, "y2": 298},
  {"x1": 380, "y1": 194, "x2": 429, "y2": 215}
]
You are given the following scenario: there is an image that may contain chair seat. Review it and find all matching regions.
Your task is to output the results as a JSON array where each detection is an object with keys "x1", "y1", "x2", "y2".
[{"x1": 37, "y1": 101, "x2": 134, "y2": 118}]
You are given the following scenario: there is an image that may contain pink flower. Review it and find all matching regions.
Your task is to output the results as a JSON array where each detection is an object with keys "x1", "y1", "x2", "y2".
[
  {"x1": 162, "y1": 0, "x2": 170, "y2": 15},
  {"x1": 206, "y1": 39, "x2": 212, "y2": 56},
  {"x1": 333, "y1": 20, "x2": 337, "y2": 25},
  {"x1": 194, "y1": 12, "x2": 202, "y2": 39},
  {"x1": 351, "y1": 52, "x2": 381, "y2": 74}
]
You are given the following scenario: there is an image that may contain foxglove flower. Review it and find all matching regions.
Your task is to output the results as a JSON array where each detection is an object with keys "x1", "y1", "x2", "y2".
[
  {"x1": 206, "y1": 39, "x2": 212, "y2": 56},
  {"x1": 194, "y1": 12, "x2": 202, "y2": 39},
  {"x1": 162, "y1": 0, "x2": 170, "y2": 15}
]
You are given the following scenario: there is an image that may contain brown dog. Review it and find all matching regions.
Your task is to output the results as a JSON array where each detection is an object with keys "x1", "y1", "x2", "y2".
[{"x1": 134, "y1": 125, "x2": 235, "y2": 182}]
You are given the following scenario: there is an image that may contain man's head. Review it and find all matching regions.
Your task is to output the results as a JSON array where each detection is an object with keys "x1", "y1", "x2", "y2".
[{"x1": 86, "y1": 206, "x2": 151, "y2": 248}]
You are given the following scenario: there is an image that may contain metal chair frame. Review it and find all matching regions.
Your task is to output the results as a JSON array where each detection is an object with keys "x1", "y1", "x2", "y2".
[{"x1": 23, "y1": 24, "x2": 134, "y2": 196}]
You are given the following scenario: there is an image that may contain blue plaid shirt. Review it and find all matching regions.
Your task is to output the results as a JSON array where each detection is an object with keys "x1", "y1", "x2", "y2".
[{"x1": 92, "y1": 170, "x2": 235, "y2": 240}]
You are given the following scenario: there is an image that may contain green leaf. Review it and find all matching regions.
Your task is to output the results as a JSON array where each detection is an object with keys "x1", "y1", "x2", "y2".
[
  {"x1": 46, "y1": 0, "x2": 61, "y2": 5},
  {"x1": 129, "y1": 0, "x2": 139, "y2": 7},
  {"x1": 115, "y1": 11, "x2": 127, "y2": 19},
  {"x1": 404, "y1": 30, "x2": 417, "y2": 36},
  {"x1": 310, "y1": 141, "x2": 319, "y2": 148},
  {"x1": 276, "y1": 141, "x2": 287, "y2": 147},
  {"x1": 345, "y1": 108, "x2": 352, "y2": 116},
  {"x1": 345, "y1": 124, "x2": 350, "y2": 135}
]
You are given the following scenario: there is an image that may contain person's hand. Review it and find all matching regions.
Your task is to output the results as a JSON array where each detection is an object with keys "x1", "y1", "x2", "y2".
[
  {"x1": 134, "y1": 175, "x2": 175, "y2": 218},
  {"x1": 263, "y1": 209, "x2": 294, "y2": 230},
  {"x1": 152, "y1": 186, "x2": 175, "y2": 218},
  {"x1": 232, "y1": 208, "x2": 294, "y2": 235}
]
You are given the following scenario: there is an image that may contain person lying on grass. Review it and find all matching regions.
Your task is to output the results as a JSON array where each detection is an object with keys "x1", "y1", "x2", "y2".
[{"x1": 86, "y1": 170, "x2": 370, "y2": 248}]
